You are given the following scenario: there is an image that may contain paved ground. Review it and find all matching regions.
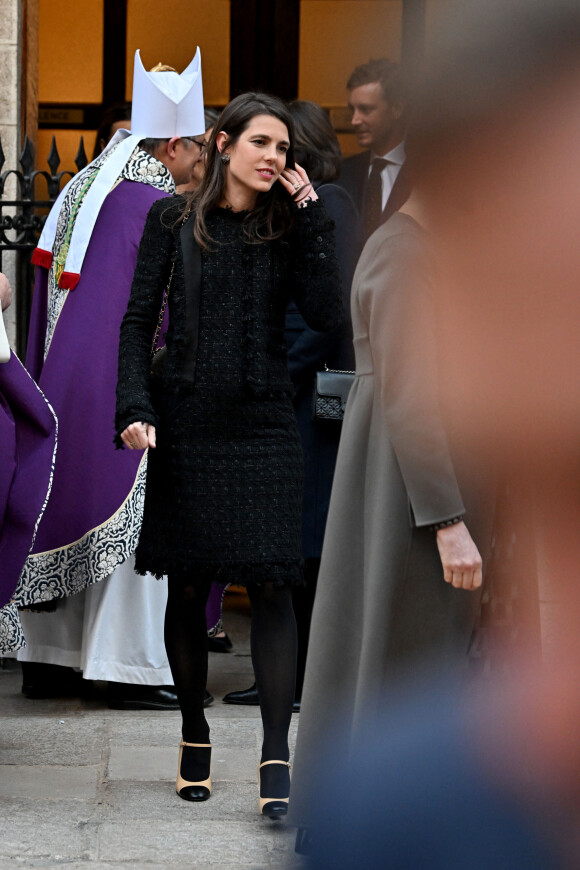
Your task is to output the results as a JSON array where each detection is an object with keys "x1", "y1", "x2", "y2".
[{"x1": 0, "y1": 592, "x2": 305, "y2": 869}]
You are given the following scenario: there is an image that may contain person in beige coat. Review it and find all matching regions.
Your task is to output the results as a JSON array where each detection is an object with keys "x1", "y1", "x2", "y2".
[{"x1": 290, "y1": 200, "x2": 496, "y2": 838}]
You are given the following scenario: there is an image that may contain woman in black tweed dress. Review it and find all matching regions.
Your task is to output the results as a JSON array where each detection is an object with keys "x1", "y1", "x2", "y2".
[{"x1": 115, "y1": 93, "x2": 342, "y2": 817}]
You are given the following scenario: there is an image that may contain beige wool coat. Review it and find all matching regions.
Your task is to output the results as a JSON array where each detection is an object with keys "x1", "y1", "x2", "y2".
[{"x1": 290, "y1": 212, "x2": 495, "y2": 827}]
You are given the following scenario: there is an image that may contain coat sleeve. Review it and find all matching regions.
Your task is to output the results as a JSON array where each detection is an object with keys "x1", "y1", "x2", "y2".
[
  {"x1": 286, "y1": 187, "x2": 359, "y2": 385},
  {"x1": 289, "y1": 199, "x2": 344, "y2": 335},
  {"x1": 114, "y1": 199, "x2": 174, "y2": 444},
  {"x1": 361, "y1": 225, "x2": 465, "y2": 527}
]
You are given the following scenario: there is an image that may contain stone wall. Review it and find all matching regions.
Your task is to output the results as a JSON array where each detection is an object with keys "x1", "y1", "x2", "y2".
[{"x1": 0, "y1": 0, "x2": 20, "y2": 347}]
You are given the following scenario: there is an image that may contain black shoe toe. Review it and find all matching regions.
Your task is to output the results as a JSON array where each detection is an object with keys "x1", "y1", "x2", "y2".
[
  {"x1": 261, "y1": 800, "x2": 288, "y2": 820},
  {"x1": 178, "y1": 784, "x2": 211, "y2": 802},
  {"x1": 208, "y1": 634, "x2": 233, "y2": 653},
  {"x1": 223, "y1": 684, "x2": 301, "y2": 711},
  {"x1": 107, "y1": 684, "x2": 180, "y2": 710},
  {"x1": 21, "y1": 662, "x2": 84, "y2": 699},
  {"x1": 222, "y1": 683, "x2": 259, "y2": 705}
]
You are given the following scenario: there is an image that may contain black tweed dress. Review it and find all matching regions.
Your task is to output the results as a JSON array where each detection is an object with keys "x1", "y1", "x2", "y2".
[{"x1": 116, "y1": 199, "x2": 342, "y2": 586}]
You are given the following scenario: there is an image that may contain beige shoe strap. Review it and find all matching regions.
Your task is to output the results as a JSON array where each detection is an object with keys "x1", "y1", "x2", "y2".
[
  {"x1": 180, "y1": 741, "x2": 212, "y2": 748},
  {"x1": 259, "y1": 759, "x2": 291, "y2": 769}
]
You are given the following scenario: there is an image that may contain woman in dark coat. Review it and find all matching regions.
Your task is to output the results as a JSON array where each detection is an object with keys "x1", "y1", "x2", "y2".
[
  {"x1": 285, "y1": 102, "x2": 361, "y2": 699},
  {"x1": 223, "y1": 100, "x2": 361, "y2": 709},
  {"x1": 286, "y1": 103, "x2": 360, "y2": 552},
  {"x1": 286, "y1": 100, "x2": 362, "y2": 701},
  {"x1": 115, "y1": 93, "x2": 342, "y2": 818}
]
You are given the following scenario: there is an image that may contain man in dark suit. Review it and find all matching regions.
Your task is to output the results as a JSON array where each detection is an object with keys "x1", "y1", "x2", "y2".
[{"x1": 338, "y1": 58, "x2": 410, "y2": 240}]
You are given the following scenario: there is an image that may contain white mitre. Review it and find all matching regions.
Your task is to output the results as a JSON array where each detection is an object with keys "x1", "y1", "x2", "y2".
[
  {"x1": 131, "y1": 49, "x2": 204, "y2": 138},
  {"x1": 33, "y1": 49, "x2": 205, "y2": 289}
]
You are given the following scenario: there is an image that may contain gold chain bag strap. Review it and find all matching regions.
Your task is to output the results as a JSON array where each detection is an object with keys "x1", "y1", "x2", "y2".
[
  {"x1": 150, "y1": 258, "x2": 175, "y2": 376},
  {"x1": 150, "y1": 208, "x2": 190, "y2": 377}
]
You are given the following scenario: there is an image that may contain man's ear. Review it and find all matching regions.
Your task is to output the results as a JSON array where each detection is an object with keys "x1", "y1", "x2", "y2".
[
  {"x1": 215, "y1": 131, "x2": 229, "y2": 155},
  {"x1": 166, "y1": 137, "x2": 180, "y2": 158}
]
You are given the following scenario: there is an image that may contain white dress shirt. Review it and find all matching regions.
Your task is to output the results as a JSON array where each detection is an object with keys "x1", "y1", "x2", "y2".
[{"x1": 369, "y1": 141, "x2": 406, "y2": 211}]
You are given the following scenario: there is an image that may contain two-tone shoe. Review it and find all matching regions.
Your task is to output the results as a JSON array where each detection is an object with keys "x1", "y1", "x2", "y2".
[
  {"x1": 176, "y1": 741, "x2": 212, "y2": 802},
  {"x1": 258, "y1": 759, "x2": 290, "y2": 820}
]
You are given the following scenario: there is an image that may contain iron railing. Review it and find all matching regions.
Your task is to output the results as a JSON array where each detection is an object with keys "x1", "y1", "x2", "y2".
[{"x1": 0, "y1": 135, "x2": 88, "y2": 358}]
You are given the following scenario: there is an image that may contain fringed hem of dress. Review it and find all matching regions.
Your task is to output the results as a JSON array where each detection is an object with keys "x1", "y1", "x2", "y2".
[{"x1": 134, "y1": 557, "x2": 305, "y2": 588}]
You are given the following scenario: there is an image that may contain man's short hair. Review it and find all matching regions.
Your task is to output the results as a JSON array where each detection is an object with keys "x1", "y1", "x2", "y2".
[
  {"x1": 138, "y1": 137, "x2": 166, "y2": 154},
  {"x1": 138, "y1": 136, "x2": 196, "y2": 155},
  {"x1": 347, "y1": 58, "x2": 403, "y2": 107}
]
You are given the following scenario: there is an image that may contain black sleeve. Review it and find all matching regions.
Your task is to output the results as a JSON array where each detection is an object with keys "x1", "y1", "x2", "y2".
[
  {"x1": 286, "y1": 186, "x2": 359, "y2": 385},
  {"x1": 114, "y1": 199, "x2": 175, "y2": 445},
  {"x1": 290, "y1": 199, "x2": 344, "y2": 333}
]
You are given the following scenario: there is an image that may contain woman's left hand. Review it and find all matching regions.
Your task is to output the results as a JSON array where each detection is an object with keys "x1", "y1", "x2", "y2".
[
  {"x1": 436, "y1": 521, "x2": 483, "y2": 591},
  {"x1": 279, "y1": 163, "x2": 319, "y2": 208}
]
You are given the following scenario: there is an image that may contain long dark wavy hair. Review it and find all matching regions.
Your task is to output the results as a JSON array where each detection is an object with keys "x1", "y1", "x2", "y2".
[
  {"x1": 181, "y1": 92, "x2": 297, "y2": 250},
  {"x1": 287, "y1": 100, "x2": 342, "y2": 184}
]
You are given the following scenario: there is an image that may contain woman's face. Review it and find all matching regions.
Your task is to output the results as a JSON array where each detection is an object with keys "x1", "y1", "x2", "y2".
[{"x1": 219, "y1": 114, "x2": 290, "y2": 206}]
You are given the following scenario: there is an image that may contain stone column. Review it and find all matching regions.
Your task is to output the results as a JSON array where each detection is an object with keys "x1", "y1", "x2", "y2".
[
  {"x1": 20, "y1": 0, "x2": 38, "y2": 152},
  {"x1": 0, "y1": 0, "x2": 38, "y2": 349},
  {"x1": 0, "y1": 0, "x2": 19, "y2": 345}
]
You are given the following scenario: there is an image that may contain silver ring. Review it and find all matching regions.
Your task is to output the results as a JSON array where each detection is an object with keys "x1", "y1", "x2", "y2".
[{"x1": 293, "y1": 182, "x2": 301, "y2": 190}]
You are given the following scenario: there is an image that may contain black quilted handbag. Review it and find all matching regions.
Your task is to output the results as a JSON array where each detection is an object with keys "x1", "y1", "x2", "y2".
[{"x1": 313, "y1": 366, "x2": 355, "y2": 422}]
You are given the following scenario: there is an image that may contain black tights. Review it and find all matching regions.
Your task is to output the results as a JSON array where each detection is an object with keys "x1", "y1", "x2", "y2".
[
  {"x1": 247, "y1": 582, "x2": 297, "y2": 762},
  {"x1": 165, "y1": 576, "x2": 297, "y2": 762},
  {"x1": 292, "y1": 557, "x2": 321, "y2": 700},
  {"x1": 165, "y1": 576, "x2": 212, "y2": 744}
]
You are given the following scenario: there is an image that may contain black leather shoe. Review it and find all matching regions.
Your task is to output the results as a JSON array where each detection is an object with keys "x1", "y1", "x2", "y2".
[
  {"x1": 108, "y1": 685, "x2": 213, "y2": 710},
  {"x1": 208, "y1": 633, "x2": 233, "y2": 653},
  {"x1": 223, "y1": 683, "x2": 300, "y2": 712},
  {"x1": 21, "y1": 662, "x2": 85, "y2": 699},
  {"x1": 107, "y1": 683, "x2": 181, "y2": 710},
  {"x1": 223, "y1": 683, "x2": 260, "y2": 706}
]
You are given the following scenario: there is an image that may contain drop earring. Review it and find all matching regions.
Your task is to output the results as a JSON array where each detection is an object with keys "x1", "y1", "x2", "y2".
[{"x1": 221, "y1": 153, "x2": 230, "y2": 164}]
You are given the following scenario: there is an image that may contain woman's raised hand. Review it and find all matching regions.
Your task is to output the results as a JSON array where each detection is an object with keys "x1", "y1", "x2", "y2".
[
  {"x1": 121, "y1": 421, "x2": 156, "y2": 450},
  {"x1": 279, "y1": 163, "x2": 318, "y2": 208}
]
